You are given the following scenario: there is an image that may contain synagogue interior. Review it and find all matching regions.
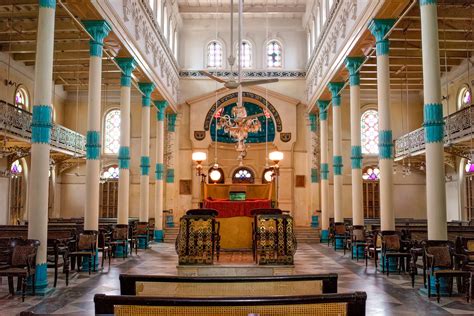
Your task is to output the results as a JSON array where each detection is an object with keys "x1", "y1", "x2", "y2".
[{"x1": 0, "y1": 0, "x2": 474, "y2": 315}]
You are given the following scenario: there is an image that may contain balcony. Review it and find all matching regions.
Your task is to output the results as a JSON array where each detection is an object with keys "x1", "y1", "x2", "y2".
[{"x1": 0, "y1": 101, "x2": 86, "y2": 157}]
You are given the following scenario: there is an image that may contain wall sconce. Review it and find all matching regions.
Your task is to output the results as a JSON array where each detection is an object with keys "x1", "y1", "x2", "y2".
[
  {"x1": 192, "y1": 151, "x2": 207, "y2": 180},
  {"x1": 269, "y1": 151, "x2": 283, "y2": 176}
]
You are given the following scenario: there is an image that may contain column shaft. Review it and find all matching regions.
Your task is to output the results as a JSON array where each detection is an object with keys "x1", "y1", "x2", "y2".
[
  {"x1": 420, "y1": 0, "x2": 447, "y2": 240},
  {"x1": 28, "y1": 0, "x2": 56, "y2": 290},
  {"x1": 369, "y1": 19, "x2": 396, "y2": 231},
  {"x1": 165, "y1": 113, "x2": 177, "y2": 211},
  {"x1": 116, "y1": 58, "x2": 136, "y2": 225},
  {"x1": 309, "y1": 113, "x2": 320, "y2": 226},
  {"x1": 154, "y1": 100, "x2": 167, "y2": 241},
  {"x1": 138, "y1": 83, "x2": 154, "y2": 223},
  {"x1": 345, "y1": 57, "x2": 364, "y2": 226},
  {"x1": 83, "y1": 20, "x2": 111, "y2": 232},
  {"x1": 328, "y1": 82, "x2": 345, "y2": 223},
  {"x1": 318, "y1": 100, "x2": 330, "y2": 241}
]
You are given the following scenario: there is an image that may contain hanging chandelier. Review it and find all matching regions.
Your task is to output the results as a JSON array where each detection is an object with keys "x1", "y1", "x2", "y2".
[{"x1": 215, "y1": 105, "x2": 262, "y2": 143}]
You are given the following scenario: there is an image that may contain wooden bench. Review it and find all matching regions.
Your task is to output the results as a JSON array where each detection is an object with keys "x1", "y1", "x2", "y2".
[
  {"x1": 119, "y1": 274, "x2": 338, "y2": 297},
  {"x1": 94, "y1": 292, "x2": 367, "y2": 315}
]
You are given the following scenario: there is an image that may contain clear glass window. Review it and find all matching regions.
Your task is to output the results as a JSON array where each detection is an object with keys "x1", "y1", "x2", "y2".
[
  {"x1": 10, "y1": 160, "x2": 22, "y2": 175},
  {"x1": 266, "y1": 41, "x2": 282, "y2": 68},
  {"x1": 458, "y1": 84, "x2": 472, "y2": 110},
  {"x1": 237, "y1": 41, "x2": 252, "y2": 68},
  {"x1": 15, "y1": 87, "x2": 29, "y2": 111},
  {"x1": 104, "y1": 109, "x2": 121, "y2": 154},
  {"x1": 361, "y1": 109, "x2": 379, "y2": 155},
  {"x1": 207, "y1": 41, "x2": 223, "y2": 68},
  {"x1": 362, "y1": 167, "x2": 380, "y2": 181},
  {"x1": 102, "y1": 165, "x2": 119, "y2": 179}
]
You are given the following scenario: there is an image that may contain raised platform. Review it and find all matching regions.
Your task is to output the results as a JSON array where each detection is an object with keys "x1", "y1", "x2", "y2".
[{"x1": 177, "y1": 264, "x2": 295, "y2": 277}]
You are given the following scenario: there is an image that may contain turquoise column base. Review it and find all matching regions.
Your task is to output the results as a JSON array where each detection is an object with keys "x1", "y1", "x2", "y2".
[
  {"x1": 114, "y1": 242, "x2": 128, "y2": 258},
  {"x1": 166, "y1": 215, "x2": 174, "y2": 228},
  {"x1": 25, "y1": 263, "x2": 52, "y2": 296},
  {"x1": 154, "y1": 230, "x2": 164, "y2": 242},
  {"x1": 419, "y1": 268, "x2": 450, "y2": 297},
  {"x1": 311, "y1": 215, "x2": 319, "y2": 228},
  {"x1": 352, "y1": 244, "x2": 365, "y2": 259},
  {"x1": 137, "y1": 236, "x2": 149, "y2": 249},
  {"x1": 335, "y1": 238, "x2": 344, "y2": 250},
  {"x1": 81, "y1": 251, "x2": 99, "y2": 272},
  {"x1": 320, "y1": 230, "x2": 329, "y2": 243},
  {"x1": 379, "y1": 255, "x2": 398, "y2": 272}
]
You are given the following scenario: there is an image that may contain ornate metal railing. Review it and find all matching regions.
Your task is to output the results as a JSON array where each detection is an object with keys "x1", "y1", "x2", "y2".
[
  {"x1": 394, "y1": 104, "x2": 474, "y2": 159},
  {"x1": 0, "y1": 101, "x2": 86, "y2": 156}
]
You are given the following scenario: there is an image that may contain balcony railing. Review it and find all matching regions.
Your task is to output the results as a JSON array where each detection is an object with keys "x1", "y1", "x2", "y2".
[
  {"x1": 394, "y1": 104, "x2": 474, "y2": 159},
  {"x1": 0, "y1": 101, "x2": 86, "y2": 156}
]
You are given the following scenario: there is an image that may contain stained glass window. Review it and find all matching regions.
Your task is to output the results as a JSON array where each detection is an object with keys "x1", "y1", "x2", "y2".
[
  {"x1": 237, "y1": 41, "x2": 252, "y2": 68},
  {"x1": 102, "y1": 165, "x2": 119, "y2": 179},
  {"x1": 207, "y1": 41, "x2": 223, "y2": 68},
  {"x1": 263, "y1": 168, "x2": 274, "y2": 183},
  {"x1": 232, "y1": 167, "x2": 255, "y2": 183},
  {"x1": 466, "y1": 161, "x2": 474, "y2": 173},
  {"x1": 104, "y1": 109, "x2": 121, "y2": 154},
  {"x1": 15, "y1": 87, "x2": 29, "y2": 110},
  {"x1": 458, "y1": 84, "x2": 472, "y2": 110},
  {"x1": 10, "y1": 160, "x2": 22, "y2": 175},
  {"x1": 266, "y1": 41, "x2": 282, "y2": 68},
  {"x1": 361, "y1": 109, "x2": 379, "y2": 155},
  {"x1": 362, "y1": 167, "x2": 380, "y2": 181}
]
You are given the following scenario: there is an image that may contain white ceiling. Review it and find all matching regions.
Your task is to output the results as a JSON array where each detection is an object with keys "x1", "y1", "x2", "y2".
[{"x1": 177, "y1": 0, "x2": 307, "y2": 19}]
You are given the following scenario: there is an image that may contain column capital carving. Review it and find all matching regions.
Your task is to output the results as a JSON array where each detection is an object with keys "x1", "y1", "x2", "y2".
[
  {"x1": 154, "y1": 100, "x2": 168, "y2": 121},
  {"x1": 317, "y1": 100, "x2": 330, "y2": 121},
  {"x1": 328, "y1": 82, "x2": 345, "y2": 106},
  {"x1": 309, "y1": 113, "x2": 317, "y2": 132},
  {"x1": 368, "y1": 19, "x2": 396, "y2": 56},
  {"x1": 138, "y1": 82, "x2": 155, "y2": 107},
  {"x1": 115, "y1": 57, "x2": 137, "y2": 87},
  {"x1": 82, "y1": 20, "x2": 111, "y2": 57},
  {"x1": 344, "y1": 57, "x2": 365, "y2": 86},
  {"x1": 167, "y1": 113, "x2": 177, "y2": 132}
]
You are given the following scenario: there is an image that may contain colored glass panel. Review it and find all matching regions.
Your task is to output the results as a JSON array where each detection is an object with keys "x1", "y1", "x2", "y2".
[
  {"x1": 104, "y1": 109, "x2": 121, "y2": 154},
  {"x1": 361, "y1": 109, "x2": 379, "y2": 155}
]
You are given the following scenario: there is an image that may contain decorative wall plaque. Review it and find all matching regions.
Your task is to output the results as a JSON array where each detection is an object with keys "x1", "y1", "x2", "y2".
[
  {"x1": 179, "y1": 180, "x2": 192, "y2": 195},
  {"x1": 295, "y1": 175, "x2": 306, "y2": 188},
  {"x1": 280, "y1": 132, "x2": 291, "y2": 142},
  {"x1": 194, "y1": 131, "x2": 206, "y2": 141}
]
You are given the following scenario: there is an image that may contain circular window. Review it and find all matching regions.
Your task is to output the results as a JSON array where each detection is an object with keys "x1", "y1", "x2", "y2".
[
  {"x1": 208, "y1": 167, "x2": 224, "y2": 184},
  {"x1": 262, "y1": 169, "x2": 274, "y2": 183},
  {"x1": 102, "y1": 165, "x2": 119, "y2": 179},
  {"x1": 457, "y1": 84, "x2": 472, "y2": 110},
  {"x1": 232, "y1": 167, "x2": 255, "y2": 184},
  {"x1": 362, "y1": 166, "x2": 380, "y2": 181}
]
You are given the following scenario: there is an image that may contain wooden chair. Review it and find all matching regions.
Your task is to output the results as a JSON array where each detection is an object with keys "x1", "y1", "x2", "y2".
[
  {"x1": 381, "y1": 233, "x2": 412, "y2": 276},
  {"x1": 251, "y1": 208, "x2": 282, "y2": 261},
  {"x1": 424, "y1": 240, "x2": 471, "y2": 303},
  {"x1": 110, "y1": 224, "x2": 129, "y2": 259},
  {"x1": 332, "y1": 222, "x2": 349, "y2": 251},
  {"x1": 69, "y1": 231, "x2": 98, "y2": 274},
  {"x1": 350, "y1": 225, "x2": 367, "y2": 260},
  {"x1": 133, "y1": 222, "x2": 149, "y2": 250},
  {"x1": 0, "y1": 238, "x2": 39, "y2": 302},
  {"x1": 98, "y1": 229, "x2": 112, "y2": 269},
  {"x1": 148, "y1": 218, "x2": 155, "y2": 242}
]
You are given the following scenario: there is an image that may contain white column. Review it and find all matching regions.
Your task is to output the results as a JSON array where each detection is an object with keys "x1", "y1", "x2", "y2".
[
  {"x1": 369, "y1": 19, "x2": 396, "y2": 231},
  {"x1": 27, "y1": 0, "x2": 56, "y2": 291},
  {"x1": 115, "y1": 58, "x2": 136, "y2": 225},
  {"x1": 317, "y1": 100, "x2": 330, "y2": 242},
  {"x1": 82, "y1": 20, "x2": 111, "y2": 232},
  {"x1": 165, "y1": 113, "x2": 177, "y2": 210},
  {"x1": 138, "y1": 83, "x2": 155, "y2": 223},
  {"x1": 420, "y1": 0, "x2": 447, "y2": 240},
  {"x1": 328, "y1": 82, "x2": 345, "y2": 224},
  {"x1": 154, "y1": 100, "x2": 167, "y2": 241},
  {"x1": 345, "y1": 57, "x2": 365, "y2": 226},
  {"x1": 308, "y1": 113, "x2": 320, "y2": 224}
]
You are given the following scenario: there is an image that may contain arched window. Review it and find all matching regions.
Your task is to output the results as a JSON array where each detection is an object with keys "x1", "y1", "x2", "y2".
[
  {"x1": 207, "y1": 41, "x2": 223, "y2": 68},
  {"x1": 262, "y1": 168, "x2": 274, "y2": 184},
  {"x1": 232, "y1": 167, "x2": 255, "y2": 184},
  {"x1": 14, "y1": 87, "x2": 29, "y2": 111},
  {"x1": 104, "y1": 109, "x2": 121, "y2": 154},
  {"x1": 148, "y1": 0, "x2": 155, "y2": 12},
  {"x1": 361, "y1": 109, "x2": 379, "y2": 155},
  {"x1": 266, "y1": 40, "x2": 282, "y2": 68},
  {"x1": 362, "y1": 166, "x2": 380, "y2": 219},
  {"x1": 101, "y1": 165, "x2": 119, "y2": 179},
  {"x1": 457, "y1": 84, "x2": 472, "y2": 110},
  {"x1": 163, "y1": 5, "x2": 169, "y2": 41},
  {"x1": 157, "y1": 0, "x2": 163, "y2": 26},
  {"x1": 10, "y1": 160, "x2": 23, "y2": 175},
  {"x1": 208, "y1": 167, "x2": 225, "y2": 184},
  {"x1": 237, "y1": 41, "x2": 252, "y2": 68},
  {"x1": 362, "y1": 166, "x2": 380, "y2": 181}
]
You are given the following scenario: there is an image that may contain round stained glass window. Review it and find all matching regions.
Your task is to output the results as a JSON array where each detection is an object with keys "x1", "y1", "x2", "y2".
[
  {"x1": 209, "y1": 169, "x2": 222, "y2": 182},
  {"x1": 361, "y1": 109, "x2": 379, "y2": 155},
  {"x1": 263, "y1": 169, "x2": 273, "y2": 182},
  {"x1": 362, "y1": 167, "x2": 380, "y2": 181},
  {"x1": 102, "y1": 166, "x2": 119, "y2": 179}
]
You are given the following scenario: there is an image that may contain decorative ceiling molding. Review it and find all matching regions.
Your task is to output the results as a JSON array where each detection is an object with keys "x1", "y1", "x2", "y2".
[{"x1": 179, "y1": 70, "x2": 306, "y2": 79}]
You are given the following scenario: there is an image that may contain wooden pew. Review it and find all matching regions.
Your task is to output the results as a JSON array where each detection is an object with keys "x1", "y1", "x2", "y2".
[
  {"x1": 93, "y1": 292, "x2": 367, "y2": 316},
  {"x1": 119, "y1": 274, "x2": 338, "y2": 297}
]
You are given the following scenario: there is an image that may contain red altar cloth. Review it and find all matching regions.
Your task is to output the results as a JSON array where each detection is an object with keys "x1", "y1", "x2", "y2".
[{"x1": 203, "y1": 198, "x2": 272, "y2": 218}]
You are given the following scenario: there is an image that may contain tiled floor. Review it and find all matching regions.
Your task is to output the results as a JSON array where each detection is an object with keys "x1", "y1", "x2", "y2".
[{"x1": 0, "y1": 242, "x2": 473, "y2": 315}]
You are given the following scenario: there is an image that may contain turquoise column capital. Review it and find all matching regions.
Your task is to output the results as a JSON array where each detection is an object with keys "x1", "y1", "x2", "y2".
[
  {"x1": 317, "y1": 100, "x2": 330, "y2": 121},
  {"x1": 82, "y1": 20, "x2": 111, "y2": 57},
  {"x1": 154, "y1": 100, "x2": 168, "y2": 121},
  {"x1": 328, "y1": 82, "x2": 345, "y2": 107},
  {"x1": 368, "y1": 19, "x2": 396, "y2": 56},
  {"x1": 419, "y1": 0, "x2": 437, "y2": 6},
  {"x1": 39, "y1": 0, "x2": 56, "y2": 8},
  {"x1": 167, "y1": 113, "x2": 177, "y2": 132},
  {"x1": 115, "y1": 57, "x2": 137, "y2": 87},
  {"x1": 309, "y1": 113, "x2": 317, "y2": 132},
  {"x1": 138, "y1": 82, "x2": 155, "y2": 107},
  {"x1": 345, "y1": 57, "x2": 365, "y2": 86}
]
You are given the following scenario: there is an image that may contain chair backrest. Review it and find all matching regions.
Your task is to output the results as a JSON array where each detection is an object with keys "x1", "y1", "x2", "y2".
[
  {"x1": 352, "y1": 227, "x2": 365, "y2": 242},
  {"x1": 383, "y1": 234, "x2": 400, "y2": 251},
  {"x1": 136, "y1": 222, "x2": 149, "y2": 235},
  {"x1": 78, "y1": 232, "x2": 97, "y2": 251},
  {"x1": 334, "y1": 223, "x2": 346, "y2": 235},
  {"x1": 251, "y1": 208, "x2": 282, "y2": 216},
  {"x1": 10, "y1": 239, "x2": 40, "y2": 267},
  {"x1": 186, "y1": 209, "x2": 219, "y2": 217},
  {"x1": 426, "y1": 245, "x2": 452, "y2": 268},
  {"x1": 113, "y1": 225, "x2": 129, "y2": 240}
]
